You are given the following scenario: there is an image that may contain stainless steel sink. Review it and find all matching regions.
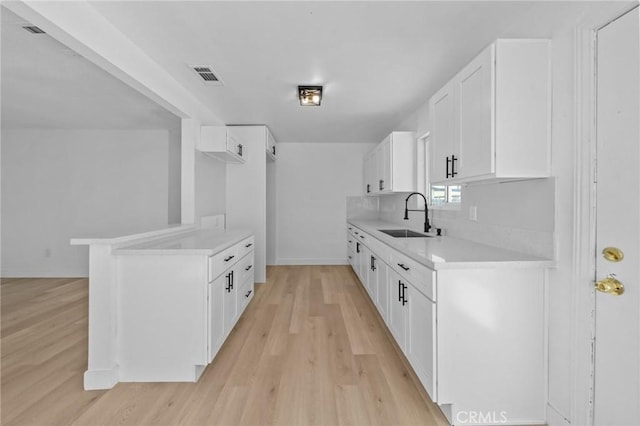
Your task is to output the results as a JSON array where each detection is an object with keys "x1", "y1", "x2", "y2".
[{"x1": 378, "y1": 229, "x2": 432, "y2": 238}]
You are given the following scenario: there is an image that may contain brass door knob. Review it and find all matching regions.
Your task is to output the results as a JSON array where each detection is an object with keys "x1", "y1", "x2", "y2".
[
  {"x1": 595, "y1": 276, "x2": 625, "y2": 296},
  {"x1": 602, "y1": 247, "x2": 624, "y2": 262}
]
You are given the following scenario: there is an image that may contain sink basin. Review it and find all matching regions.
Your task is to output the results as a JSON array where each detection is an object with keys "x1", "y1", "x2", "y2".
[{"x1": 378, "y1": 229, "x2": 432, "y2": 238}]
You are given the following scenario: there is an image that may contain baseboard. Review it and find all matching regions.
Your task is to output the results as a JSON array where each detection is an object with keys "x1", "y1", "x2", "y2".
[
  {"x1": 84, "y1": 366, "x2": 119, "y2": 390},
  {"x1": 276, "y1": 258, "x2": 349, "y2": 266},
  {"x1": 1, "y1": 270, "x2": 88, "y2": 278}
]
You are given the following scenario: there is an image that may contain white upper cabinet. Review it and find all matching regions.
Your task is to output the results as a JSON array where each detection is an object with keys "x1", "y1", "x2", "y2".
[
  {"x1": 363, "y1": 150, "x2": 376, "y2": 195},
  {"x1": 430, "y1": 39, "x2": 551, "y2": 185},
  {"x1": 266, "y1": 127, "x2": 277, "y2": 161},
  {"x1": 430, "y1": 81, "x2": 457, "y2": 182},
  {"x1": 363, "y1": 131, "x2": 416, "y2": 195},
  {"x1": 198, "y1": 126, "x2": 245, "y2": 163}
]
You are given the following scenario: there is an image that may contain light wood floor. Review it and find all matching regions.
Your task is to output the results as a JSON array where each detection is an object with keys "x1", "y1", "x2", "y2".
[{"x1": 1, "y1": 266, "x2": 448, "y2": 426}]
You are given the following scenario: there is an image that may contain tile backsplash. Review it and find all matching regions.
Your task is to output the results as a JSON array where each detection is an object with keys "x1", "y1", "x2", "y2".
[{"x1": 347, "y1": 178, "x2": 556, "y2": 259}]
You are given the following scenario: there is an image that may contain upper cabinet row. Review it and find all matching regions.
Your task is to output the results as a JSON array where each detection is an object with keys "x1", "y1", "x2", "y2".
[
  {"x1": 363, "y1": 131, "x2": 416, "y2": 195},
  {"x1": 198, "y1": 126, "x2": 278, "y2": 163},
  {"x1": 430, "y1": 39, "x2": 551, "y2": 185}
]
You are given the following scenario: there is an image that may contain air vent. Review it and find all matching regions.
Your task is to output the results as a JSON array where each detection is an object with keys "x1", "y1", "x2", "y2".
[
  {"x1": 22, "y1": 25, "x2": 45, "y2": 34},
  {"x1": 190, "y1": 65, "x2": 223, "y2": 86}
]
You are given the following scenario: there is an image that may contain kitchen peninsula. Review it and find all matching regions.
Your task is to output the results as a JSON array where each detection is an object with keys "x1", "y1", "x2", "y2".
[{"x1": 71, "y1": 225, "x2": 254, "y2": 390}]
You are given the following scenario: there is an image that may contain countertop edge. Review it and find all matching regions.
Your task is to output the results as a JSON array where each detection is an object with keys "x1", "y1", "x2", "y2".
[
  {"x1": 348, "y1": 219, "x2": 555, "y2": 270},
  {"x1": 114, "y1": 229, "x2": 253, "y2": 257},
  {"x1": 70, "y1": 225, "x2": 197, "y2": 246}
]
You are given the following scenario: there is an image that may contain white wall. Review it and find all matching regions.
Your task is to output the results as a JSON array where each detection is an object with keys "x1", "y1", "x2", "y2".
[
  {"x1": 276, "y1": 142, "x2": 375, "y2": 264},
  {"x1": 194, "y1": 150, "x2": 226, "y2": 220},
  {"x1": 1, "y1": 129, "x2": 170, "y2": 277}
]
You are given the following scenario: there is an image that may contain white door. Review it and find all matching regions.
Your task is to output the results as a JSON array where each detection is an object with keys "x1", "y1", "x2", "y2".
[{"x1": 594, "y1": 7, "x2": 639, "y2": 425}]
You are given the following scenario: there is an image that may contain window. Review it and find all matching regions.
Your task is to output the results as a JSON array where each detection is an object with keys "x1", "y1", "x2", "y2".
[
  {"x1": 430, "y1": 185, "x2": 461, "y2": 206},
  {"x1": 418, "y1": 132, "x2": 461, "y2": 208}
]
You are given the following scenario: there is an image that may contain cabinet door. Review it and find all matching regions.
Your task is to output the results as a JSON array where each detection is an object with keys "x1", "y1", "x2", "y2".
[
  {"x1": 430, "y1": 81, "x2": 456, "y2": 184},
  {"x1": 363, "y1": 151, "x2": 375, "y2": 195},
  {"x1": 222, "y1": 269, "x2": 237, "y2": 336},
  {"x1": 457, "y1": 44, "x2": 494, "y2": 179},
  {"x1": 407, "y1": 285, "x2": 437, "y2": 401},
  {"x1": 377, "y1": 138, "x2": 392, "y2": 192},
  {"x1": 354, "y1": 241, "x2": 363, "y2": 281},
  {"x1": 367, "y1": 250, "x2": 378, "y2": 301},
  {"x1": 208, "y1": 274, "x2": 226, "y2": 361},
  {"x1": 266, "y1": 127, "x2": 277, "y2": 159},
  {"x1": 388, "y1": 269, "x2": 408, "y2": 351},
  {"x1": 375, "y1": 260, "x2": 389, "y2": 324},
  {"x1": 360, "y1": 245, "x2": 371, "y2": 291}
]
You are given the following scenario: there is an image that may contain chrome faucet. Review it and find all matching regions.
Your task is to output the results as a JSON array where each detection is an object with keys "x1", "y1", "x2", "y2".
[{"x1": 404, "y1": 192, "x2": 431, "y2": 233}]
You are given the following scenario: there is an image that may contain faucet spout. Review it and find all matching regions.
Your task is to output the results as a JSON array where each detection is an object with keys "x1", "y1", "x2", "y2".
[{"x1": 403, "y1": 192, "x2": 431, "y2": 233}]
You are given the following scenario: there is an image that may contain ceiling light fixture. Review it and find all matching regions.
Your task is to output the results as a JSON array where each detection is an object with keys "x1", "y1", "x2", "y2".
[{"x1": 298, "y1": 85, "x2": 323, "y2": 106}]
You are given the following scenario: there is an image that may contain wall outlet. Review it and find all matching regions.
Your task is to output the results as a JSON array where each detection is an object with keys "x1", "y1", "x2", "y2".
[{"x1": 469, "y1": 206, "x2": 478, "y2": 221}]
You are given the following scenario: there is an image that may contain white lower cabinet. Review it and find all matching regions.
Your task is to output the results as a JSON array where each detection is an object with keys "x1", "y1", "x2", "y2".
[
  {"x1": 388, "y1": 268, "x2": 408, "y2": 350},
  {"x1": 347, "y1": 224, "x2": 546, "y2": 425},
  {"x1": 388, "y1": 262, "x2": 436, "y2": 404},
  {"x1": 361, "y1": 244, "x2": 374, "y2": 297},
  {"x1": 118, "y1": 235, "x2": 254, "y2": 383},
  {"x1": 407, "y1": 283, "x2": 437, "y2": 401},
  {"x1": 222, "y1": 268, "x2": 238, "y2": 337},
  {"x1": 208, "y1": 274, "x2": 225, "y2": 362},
  {"x1": 371, "y1": 253, "x2": 388, "y2": 321}
]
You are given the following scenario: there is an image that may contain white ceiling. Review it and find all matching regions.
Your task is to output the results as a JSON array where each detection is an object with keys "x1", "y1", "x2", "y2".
[
  {"x1": 2, "y1": 1, "x2": 624, "y2": 142},
  {"x1": 1, "y1": 7, "x2": 180, "y2": 130}
]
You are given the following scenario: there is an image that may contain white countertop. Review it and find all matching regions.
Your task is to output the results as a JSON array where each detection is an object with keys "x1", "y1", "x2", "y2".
[
  {"x1": 349, "y1": 219, "x2": 554, "y2": 270},
  {"x1": 70, "y1": 224, "x2": 196, "y2": 246},
  {"x1": 114, "y1": 228, "x2": 252, "y2": 256}
]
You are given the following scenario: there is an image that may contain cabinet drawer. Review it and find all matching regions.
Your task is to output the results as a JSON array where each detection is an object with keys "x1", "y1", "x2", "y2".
[
  {"x1": 208, "y1": 244, "x2": 240, "y2": 282},
  {"x1": 238, "y1": 236, "x2": 255, "y2": 259},
  {"x1": 388, "y1": 250, "x2": 435, "y2": 300},
  {"x1": 347, "y1": 232, "x2": 356, "y2": 250},
  {"x1": 236, "y1": 252, "x2": 255, "y2": 286},
  {"x1": 238, "y1": 275, "x2": 254, "y2": 314},
  {"x1": 352, "y1": 227, "x2": 364, "y2": 238},
  {"x1": 354, "y1": 229, "x2": 370, "y2": 245},
  {"x1": 364, "y1": 236, "x2": 388, "y2": 262}
]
